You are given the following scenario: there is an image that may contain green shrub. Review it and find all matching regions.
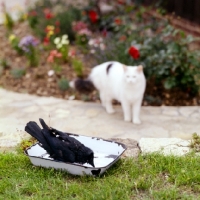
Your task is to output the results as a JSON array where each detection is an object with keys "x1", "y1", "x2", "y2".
[
  {"x1": 56, "y1": 7, "x2": 81, "y2": 41},
  {"x1": 0, "y1": 58, "x2": 10, "y2": 69},
  {"x1": 11, "y1": 68, "x2": 26, "y2": 79},
  {"x1": 90, "y1": 19, "x2": 200, "y2": 95},
  {"x1": 72, "y1": 59, "x2": 84, "y2": 78},
  {"x1": 58, "y1": 78, "x2": 69, "y2": 91},
  {"x1": 8, "y1": 34, "x2": 24, "y2": 55},
  {"x1": 27, "y1": 0, "x2": 81, "y2": 42},
  {"x1": 27, "y1": 10, "x2": 39, "y2": 29},
  {"x1": 18, "y1": 35, "x2": 39, "y2": 67},
  {"x1": 2, "y1": 1, "x2": 14, "y2": 31}
]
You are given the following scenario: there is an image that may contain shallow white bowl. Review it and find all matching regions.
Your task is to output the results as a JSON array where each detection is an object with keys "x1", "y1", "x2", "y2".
[{"x1": 25, "y1": 134, "x2": 126, "y2": 176}]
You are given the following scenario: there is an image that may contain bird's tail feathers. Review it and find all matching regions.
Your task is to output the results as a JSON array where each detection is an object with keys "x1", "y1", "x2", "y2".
[
  {"x1": 25, "y1": 121, "x2": 46, "y2": 144},
  {"x1": 39, "y1": 118, "x2": 49, "y2": 130},
  {"x1": 25, "y1": 120, "x2": 54, "y2": 155}
]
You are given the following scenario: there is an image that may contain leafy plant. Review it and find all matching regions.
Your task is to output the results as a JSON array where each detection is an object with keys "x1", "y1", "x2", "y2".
[
  {"x1": 18, "y1": 35, "x2": 39, "y2": 67},
  {"x1": 11, "y1": 68, "x2": 26, "y2": 79},
  {"x1": 0, "y1": 58, "x2": 10, "y2": 69},
  {"x1": 56, "y1": 7, "x2": 81, "y2": 41},
  {"x1": 27, "y1": 0, "x2": 81, "y2": 42},
  {"x1": 4, "y1": 12, "x2": 14, "y2": 30},
  {"x1": 2, "y1": 2, "x2": 14, "y2": 31},
  {"x1": 27, "y1": 10, "x2": 39, "y2": 29},
  {"x1": 89, "y1": 17, "x2": 200, "y2": 95},
  {"x1": 8, "y1": 34, "x2": 24, "y2": 55},
  {"x1": 18, "y1": 138, "x2": 37, "y2": 153},
  {"x1": 58, "y1": 78, "x2": 69, "y2": 91},
  {"x1": 139, "y1": 25, "x2": 200, "y2": 94},
  {"x1": 54, "y1": 35, "x2": 69, "y2": 62},
  {"x1": 72, "y1": 58, "x2": 84, "y2": 78}
]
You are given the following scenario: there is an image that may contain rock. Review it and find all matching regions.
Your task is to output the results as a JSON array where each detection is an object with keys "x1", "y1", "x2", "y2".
[
  {"x1": 138, "y1": 138, "x2": 191, "y2": 156},
  {"x1": 109, "y1": 138, "x2": 140, "y2": 158}
]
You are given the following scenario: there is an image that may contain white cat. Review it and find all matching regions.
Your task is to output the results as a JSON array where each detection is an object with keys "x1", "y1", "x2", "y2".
[{"x1": 70, "y1": 61, "x2": 146, "y2": 124}]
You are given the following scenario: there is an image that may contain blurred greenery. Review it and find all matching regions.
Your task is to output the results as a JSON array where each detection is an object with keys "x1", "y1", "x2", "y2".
[
  {"x1": 3, "y1": 0, "x2": 200, "y2": 102},
  {"x1": 58, "y1": 77, "x2": 69, "y2": 91},
  {"x1": 11, "y1": 68, "x2": 26, "y2": 79}
]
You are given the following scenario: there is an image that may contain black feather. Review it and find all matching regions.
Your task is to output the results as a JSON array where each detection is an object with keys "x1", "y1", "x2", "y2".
[
  {"x1": 25, "y1": 118, "x2": 95, "y2": 167},
  {"x1": 25, "y1": 121, "x2": 54, "y2": 155}
]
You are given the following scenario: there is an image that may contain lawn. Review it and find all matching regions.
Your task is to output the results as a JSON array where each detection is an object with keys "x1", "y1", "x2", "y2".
[{"x1": 1, "y1": 152, "x2": 200, "y2": 199}]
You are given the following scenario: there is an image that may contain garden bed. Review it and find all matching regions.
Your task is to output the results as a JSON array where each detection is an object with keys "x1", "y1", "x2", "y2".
[{"x1": 0, "y1": 0, "x2": 199, "y2": 106}]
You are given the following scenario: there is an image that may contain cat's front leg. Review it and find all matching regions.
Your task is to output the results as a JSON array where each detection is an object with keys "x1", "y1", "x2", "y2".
[
  {"x1": 121, "y1": 101, "x2": 131, "y2": 122},
  {"x1": 100, "y1": 92, "x2": 115, "y2": 113},
  {"x1": 132, "y1": 99, "x2": 142, "y2": 124}
]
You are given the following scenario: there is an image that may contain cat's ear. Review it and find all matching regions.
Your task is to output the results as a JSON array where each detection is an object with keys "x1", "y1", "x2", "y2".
[
  {"x1": 123, "y1": 65, "x2": 127, "y2": 72},
  {"x1": 137, "y1": 65, "x2": 143, "y2": 72}
]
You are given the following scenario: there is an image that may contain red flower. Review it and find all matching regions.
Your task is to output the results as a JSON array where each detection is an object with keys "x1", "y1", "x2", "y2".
[
  {"x1": 68, "y1": 49, "x2": 76, "y2": 58},
  {"x1": 43, "y1": 8, "x2": 53, "y2": 19},
  {"x1": 43, "y1": 37, "x2": 50, "y2": 45},
  {"x1": 45, "y1": 12, "x2": 53, "y2": 19},
  {"x1": 119, "y1": 35, "x2": 126, "y2": 41},
  {"x1": 55, "y1": 20, "x2": 60, "y2": 26},
  {"x1": 117, "y1": 0, "x2": 125, "y2": 4},
  {"x1": 72, "y1": 21, "x2": 88, "y2": 32},
  {"x1": 114, "y1": 18, "x2": 122, "y2": 25},
  {"x1": 88, "y1": 10, "x2": 98, "y2": 23},
  {"x1": 102, "y1": 29, "x2": 107, "y2": 37},
  {"x1": 128, "y1": 46, "x2": 140, "y2": 59}
]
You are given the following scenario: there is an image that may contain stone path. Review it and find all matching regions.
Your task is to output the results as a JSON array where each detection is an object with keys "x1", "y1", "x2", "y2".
[
  {"x1": 0, "y1": 88, "x2": 200, "y2": 151},
  {"x1": 0, "y1": 0, "x2": 199, "y2": 154}
]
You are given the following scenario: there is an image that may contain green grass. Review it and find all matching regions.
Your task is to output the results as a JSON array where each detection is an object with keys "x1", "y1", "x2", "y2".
[{"x1": 1, "y1": 152, "x2": 200, "y2": 200}]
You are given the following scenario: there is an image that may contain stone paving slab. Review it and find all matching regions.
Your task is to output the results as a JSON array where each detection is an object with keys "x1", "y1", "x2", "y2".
[
  {"x1": 139, "y1": 138, "x2": 191, "y2": 156},
  {"x1": 0, "y1": 88, "x2": 200, "y2": 150}
]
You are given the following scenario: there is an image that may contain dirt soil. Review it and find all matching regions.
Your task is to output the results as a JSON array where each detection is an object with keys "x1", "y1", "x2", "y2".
[{"x1": 0, "y1": 21, "x2": 199, "y2": 106}]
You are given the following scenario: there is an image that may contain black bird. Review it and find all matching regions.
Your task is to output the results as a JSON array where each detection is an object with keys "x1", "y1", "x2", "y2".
[{"x1": 25, "y1": 118, "x2": 95, "y2": 167}]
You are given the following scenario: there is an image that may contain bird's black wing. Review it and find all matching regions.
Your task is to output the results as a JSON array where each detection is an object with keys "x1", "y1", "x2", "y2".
[
  {"x1": 50, "y1": 127, "x2": 95, "y2": 167},
  {"x1": 39, "y1": 118, "x2": 76, "y2": 163},
  {"x1": 50, "y1": 127, "x2": 84, "y2": 148},
  {"x1": 38, "y1": 118, "x2": 94, "y2": 166}
]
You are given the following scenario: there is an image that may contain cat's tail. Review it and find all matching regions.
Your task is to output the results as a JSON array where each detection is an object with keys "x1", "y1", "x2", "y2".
[{"x1": 69, "y1": 78, "x2": 95, "y2": 94}]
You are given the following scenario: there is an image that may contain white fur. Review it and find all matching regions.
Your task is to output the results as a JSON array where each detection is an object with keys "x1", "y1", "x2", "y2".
[{"x1": 89, "y1": 61, "x2": 146, "y2": 124}]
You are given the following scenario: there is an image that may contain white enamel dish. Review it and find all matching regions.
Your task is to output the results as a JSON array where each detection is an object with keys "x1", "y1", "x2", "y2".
[{"x1": 25, "y1": 134, "x2": 127, "y2": 176}]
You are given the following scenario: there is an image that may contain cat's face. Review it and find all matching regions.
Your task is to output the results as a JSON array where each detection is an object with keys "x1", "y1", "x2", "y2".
[{"x1": 124, "y1": 65, "x2": 143, "y2": 84}]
